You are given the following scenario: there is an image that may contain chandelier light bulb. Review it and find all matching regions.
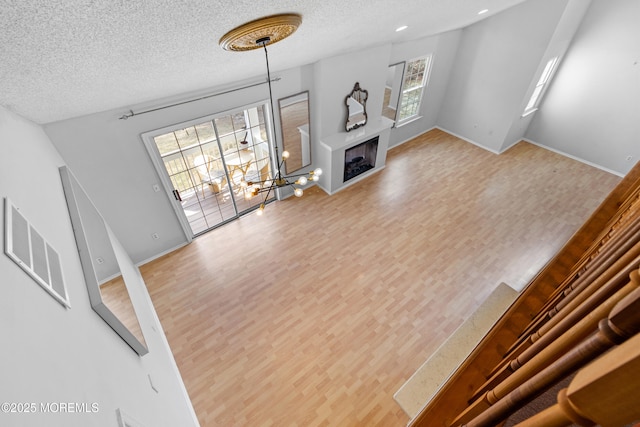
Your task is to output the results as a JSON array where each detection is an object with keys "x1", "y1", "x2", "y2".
[
  {"x1": 294, "y1": 188, "x2": 304, "y2": 197},
  {"x1": 282, "y1": 150, "x2": 290, "y2": 159},
  {"x1": 297, "y1": 176, "x2": 308, "y2": 185},
  {"x1": 257, "y1": 204, "x2": 265, "y2": 216},
  {"x1": 312, "y1": 175, "x2": 319, "y2": 182},
  {"x1": 314, "y1": 168, "x2": 323, "y2": 176}
]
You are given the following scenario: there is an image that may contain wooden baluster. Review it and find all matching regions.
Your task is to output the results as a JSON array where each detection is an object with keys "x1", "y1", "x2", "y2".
[
  {"x1": 505, "y1": 211, "x2": 640, "y2": 368},
  {"x1": 459, "y1": 286, "x2": 640, "y2": 427},
  {"x1": 514, "y1": 215, "x2": 640, "y2": 349},
  {"x1": 469, "y1": 266, "x2": 640, "y2": 403},
  {"x1": 513, "y1": 332, "x2": 640, "y2": 427}
]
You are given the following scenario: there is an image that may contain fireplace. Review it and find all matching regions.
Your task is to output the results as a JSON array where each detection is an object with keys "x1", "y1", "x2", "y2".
[{"x1": 344, "y1": 136, "x2": 379, "y2": 182}]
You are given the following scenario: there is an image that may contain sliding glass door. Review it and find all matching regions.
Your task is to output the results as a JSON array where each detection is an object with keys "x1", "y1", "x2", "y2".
[{"x1": 144, "y1": 103, "x2": 274, "y2": 236}]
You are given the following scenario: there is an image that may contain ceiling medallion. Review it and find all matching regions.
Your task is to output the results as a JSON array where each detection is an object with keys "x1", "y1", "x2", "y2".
[{"x1": 219, "y1": 13, "x2": 302, "y2": 51}]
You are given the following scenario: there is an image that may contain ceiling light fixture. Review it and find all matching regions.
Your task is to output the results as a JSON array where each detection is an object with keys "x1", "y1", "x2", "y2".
[
  {"x1": 396, "y1": 25, "x2": 408, "y2": 32},
  {"x1": 219, "y1": 14, "x2": 322, "y2": 215},
  {"x1": 478, "y1": 9, "x2": 489, "y2": 15}
]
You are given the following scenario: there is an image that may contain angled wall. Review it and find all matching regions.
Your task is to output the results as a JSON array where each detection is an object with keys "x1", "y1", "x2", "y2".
[
  {"x1": 525, "y1": 0, "x2": 640, "y2": 175},
  {"x1": 437, "y1": 0, "x2": 570, "y2": 153},
  {"x1": 0, "y1": 105, "x2": 198, "y2": 427}
]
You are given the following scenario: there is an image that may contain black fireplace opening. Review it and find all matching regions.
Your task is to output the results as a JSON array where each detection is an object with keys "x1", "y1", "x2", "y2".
[{"x1": 344, "y1": 136, "x2": 379, "y2": 182}]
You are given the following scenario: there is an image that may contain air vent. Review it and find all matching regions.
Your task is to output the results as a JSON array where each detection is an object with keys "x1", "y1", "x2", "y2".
[{"x1": 4, "y1": 198, "x2": 70, "y2": 308}]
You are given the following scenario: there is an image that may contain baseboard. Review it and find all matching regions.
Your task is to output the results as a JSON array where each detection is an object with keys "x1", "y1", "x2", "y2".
[
  {"x1": 435, "y1": 126, "x2": 501, "y2": 155},
  {"x1": 136, "y1": 241, "x2": 189, "y2": 267},
  {"x1": 388, "y1": 126, "x2": 437, "y2": 150},
  {"x1": 523, "y1": 138, "x2": 624, "y2": 177}
]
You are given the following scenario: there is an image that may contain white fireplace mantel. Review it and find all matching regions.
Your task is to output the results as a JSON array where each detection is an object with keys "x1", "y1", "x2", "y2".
[{"x1": 316, "y1": 117, "x2": 394, "y2": 194}]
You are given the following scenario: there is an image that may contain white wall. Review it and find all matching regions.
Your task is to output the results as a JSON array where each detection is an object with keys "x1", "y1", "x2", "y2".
[
  {"x1": 0, "y1": 106, "x2": 198, "y2": 427},
  {"x1": 45, "y1": 67, "x2": 310, "y2": 264},
  {"x1": 437, "y1": 0, "x2": 570, "y2": 153},
  {"x1": 525, "y1": 0, "x2": 640, "y2": 175},
  {"x1": 312, "y1": 43, "x2": 392, "y2": 141},
  {"x1": 388, "y1": 30, "x2": 462, "y2": 148}
]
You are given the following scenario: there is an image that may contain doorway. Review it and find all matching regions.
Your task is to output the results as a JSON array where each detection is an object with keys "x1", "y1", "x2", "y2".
[{"x1": 143, "y1": 103, "x2": 274, "y2": 237}]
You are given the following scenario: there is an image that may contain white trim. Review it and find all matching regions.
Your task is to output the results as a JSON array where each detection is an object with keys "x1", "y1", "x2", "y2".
[
  {"x1": 388, "y1": 126, "x2": 436, "y2": 150},
  {"x1": 135, "y1": 241, "x2": 189, "y2": 267},
  {"x1": 435, "y1": 126, "x2": 501, "y2": 155},
  {"x1": 499, "y1": 139, "x2": 522, "y2": 154},
  {"x1": 522, "y1": 56, "x2": 559, "y2": 116},
  {"x1": 395, "y1": 115, "x2": 423, "y2": 128},
  {"x1": 523, "y1": 139, "x2": 624, "y2": 177},
  {"x1": 140, "y1": 135, "x2": 194, "y2": 243}
]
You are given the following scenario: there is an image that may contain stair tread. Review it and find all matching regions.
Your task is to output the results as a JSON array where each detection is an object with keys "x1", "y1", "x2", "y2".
[{"x1": 394, "y1": 282, "x2": 519, "y2": 419}]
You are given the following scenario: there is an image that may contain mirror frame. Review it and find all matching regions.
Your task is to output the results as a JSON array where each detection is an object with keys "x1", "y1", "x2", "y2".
[
  {"x1": 278, "y1": 91, "x2": 311, "y2": 174},
  {"x1": 60, "y1": 166, "x2": 148, "y2": 356},
  {"x1": 383, "y1": 62, "x2": 406, "y2": 126},
  {"x1": 345, "y1": 82, "x2": 368, "y2": 132}
]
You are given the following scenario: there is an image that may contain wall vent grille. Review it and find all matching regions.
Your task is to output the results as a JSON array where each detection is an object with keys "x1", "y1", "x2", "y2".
[{"x1": 4, "y1": 198, "x2": 70, "y2": 308}]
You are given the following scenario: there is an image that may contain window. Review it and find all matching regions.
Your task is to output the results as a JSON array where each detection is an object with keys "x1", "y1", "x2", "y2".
[
  {"x1": 397, "y1": 55, "x2": 432, "y2": 125},
  {"x1": 523, "y1": 57, "x2": 559, "y2": 117}
]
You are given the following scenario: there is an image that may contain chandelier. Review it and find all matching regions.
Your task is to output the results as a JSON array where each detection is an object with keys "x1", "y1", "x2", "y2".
[{"x1": 219, "y1": 14, "x2": 322, "y2": 215}]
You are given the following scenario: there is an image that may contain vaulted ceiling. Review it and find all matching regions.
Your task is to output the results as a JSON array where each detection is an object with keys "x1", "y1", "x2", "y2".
[{"x1": 1, "y1": 0, "x2": 527, "y2": 124}]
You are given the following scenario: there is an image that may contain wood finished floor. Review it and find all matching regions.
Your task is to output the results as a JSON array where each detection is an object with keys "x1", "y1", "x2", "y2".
[{"x1": 140, "y1": 129, "x2": 621, "y2": 426}]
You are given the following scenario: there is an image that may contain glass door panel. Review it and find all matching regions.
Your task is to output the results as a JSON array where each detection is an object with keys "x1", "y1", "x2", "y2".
[{"x1": 149, "y1": 103, "x2": 275, "y2": 237}]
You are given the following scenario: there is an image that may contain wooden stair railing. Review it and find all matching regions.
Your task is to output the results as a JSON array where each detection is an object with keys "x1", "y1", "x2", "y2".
[
  {"x1": 516, "y1": 191, "x2": 640, "y2": 340},
  {"x1": 512, "y1": 332, "x2": 640, "y2": 427},
  {"x1": 472, "y1": 249, "x2": 640, "y2": 401},
  {"x1": 408, "y1": 162, "x2": 640, "y2": 427},
  {"x1": 461, "y1": 286, "x2": 640, "y2": 426},
  {"x1": 516, "y1": 211, "x2": 640, "y2": 346}
]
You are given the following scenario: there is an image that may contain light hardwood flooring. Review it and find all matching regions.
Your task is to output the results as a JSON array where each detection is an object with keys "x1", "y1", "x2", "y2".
[{"x1": 140, "y1": 129, "x2": 620, "y2": 426}]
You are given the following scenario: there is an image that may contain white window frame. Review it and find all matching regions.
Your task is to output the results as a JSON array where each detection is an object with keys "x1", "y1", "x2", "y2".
[
  {"x1": 397, "y1": 55, "x2": 432, "y2": 126},
  {"x1": 522, "y1": 56, "x2": 559, "y2": 117}
]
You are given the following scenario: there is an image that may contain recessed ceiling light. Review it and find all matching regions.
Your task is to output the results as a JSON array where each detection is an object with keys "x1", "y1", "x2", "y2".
[
  {"x1": 478, "y1": 9, "x2": 489, "y2": 15},
  {"x1": 396, "y1": 25, "x2": 408, "y2": 32}
]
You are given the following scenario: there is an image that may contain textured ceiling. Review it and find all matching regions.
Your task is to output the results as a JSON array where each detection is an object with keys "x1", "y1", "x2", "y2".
[{"x1": 1, "y1": 0, "x2": 526, "y2": 124}]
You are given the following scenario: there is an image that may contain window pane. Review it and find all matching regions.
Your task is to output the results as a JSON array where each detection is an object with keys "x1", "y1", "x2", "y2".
[
  {"x1": 398, "y1": 56, "x2": 430, "y2": 122},
  {"x1": 163, "y1": 153, "x2": 187, "y2": 175},
  {"x1": 231, "y1": 112, "x2": 247, "y2": 131},
  {"x1": 170, "y1": 170, "x2": 195, "y2": 193},
  {"x1": 525, "y1": 85, "x2": 544, "y2": 112},
  {"x1": 538, "y1": 57, "x2": 558, "y2": 85},
  {"x1": 154, "y1": 133, "x2": 180, "y2": 156},
  {"x1": 214, "y1": 116, "x2": 234, "y2": 137},
  {"x1": 200, "y1": 142, "x2": 221, "y2": 160},
  {"x1": 194, "y1": 122, "x2": 216, "y2": 144},
  {"x1": 175, "y1": 127, "x2": 201, "y2": 150}
]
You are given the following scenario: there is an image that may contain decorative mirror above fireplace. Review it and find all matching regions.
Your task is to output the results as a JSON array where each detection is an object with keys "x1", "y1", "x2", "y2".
[{"x1": 345, "y1": 82, "x2": 368, "y2": 132}]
